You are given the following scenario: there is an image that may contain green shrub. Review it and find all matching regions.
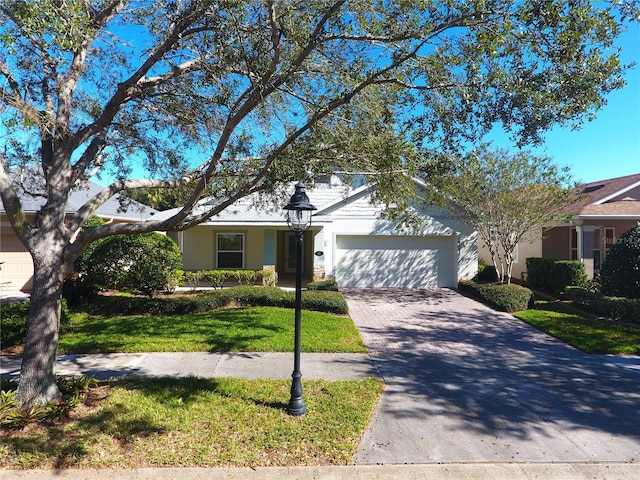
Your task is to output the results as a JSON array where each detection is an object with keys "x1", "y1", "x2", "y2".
[
  {"x1": 1, "y1": 375, "x2": 99, "y2": 430},
  {"x1": 600, "y1": 225, "x2": 640, "y2": 299},
  {"x1": 205, "y1": 270, "x2": 230, "y2": 289},
  {"x1": 526, "y1": 258, "x2": 587, "y2": 294},
  {"x1": 232, "y1": 270, "x2": 258, "y2": 285},
  {"x1": 565, "y1": 286, "x2": 599, "y2": 307},
  {"x1": 0, "y1": 300, "x2": 72, "y2": 348},
  {"x1": 261, "y1": 269, "x2": 277, "y2": 287},
  {"x1": 301, "y1": 290, "x2": 348, "y2": 314},
  {"x1": 79, "y1": 286, "x2": 349, "y2": 316},
  {"x1": 307, "y1": 279, "x2": 339, "y2": 291},
  {"x1": 84, "y1": 233, "x2": 183, "y2": 297},
  {"x1": 565, "y1": 286, "x2": 640, "y2": 323},
  {"x1": 476, "y1": 264, "x2": 498, "y2": 282},
  {"x1": 183, "y1": 269, "x2": 277, "y2": 289},
  {"x1": 459, "y1": 280, "x2": 534, "y2": 313}
]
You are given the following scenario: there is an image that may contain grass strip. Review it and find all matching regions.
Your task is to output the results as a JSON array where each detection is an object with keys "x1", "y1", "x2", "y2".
[
  {"x1": 60, "y1": 306, "x2": 366, "y2": 354},
  {"x1": 514, "y1": 300, "x2": 640, "y2": 355},
  {"x1": 1, "y1": 377, "x2": 383, "y2": 469}
]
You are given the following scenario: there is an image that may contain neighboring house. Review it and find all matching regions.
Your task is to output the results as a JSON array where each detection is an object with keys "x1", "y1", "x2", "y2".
[
  {"x1": 480, "y1": 173, "x2": 640, "y2": 281},
  {"x1": 159, "y1": 177, "x2": 478, "y2": 289},
  {"x1": 0, "y1": 180, "x2": 158, "y2": 292}
]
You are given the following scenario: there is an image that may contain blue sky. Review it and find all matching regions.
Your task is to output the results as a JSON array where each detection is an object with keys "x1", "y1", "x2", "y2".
[{"x1": 499, "y1": 23, "x2": 640, "y2": 184}]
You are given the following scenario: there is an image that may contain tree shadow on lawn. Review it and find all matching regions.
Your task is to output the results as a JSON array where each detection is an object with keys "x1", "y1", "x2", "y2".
[
  {"x1": 1, "y1": 377, "x2": 284, "y2": 469},
  {"x1": 61, "y1": 308, "x2": 286, "y2": 353}
]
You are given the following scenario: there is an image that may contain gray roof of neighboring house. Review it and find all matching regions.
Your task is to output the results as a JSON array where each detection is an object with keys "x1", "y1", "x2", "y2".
[
  {"x1": 569, "y1": 173, "x2": 640, "y2": 219},
  {"x1": 1, "y1": 176, "x2": 158, "y2": 221}
]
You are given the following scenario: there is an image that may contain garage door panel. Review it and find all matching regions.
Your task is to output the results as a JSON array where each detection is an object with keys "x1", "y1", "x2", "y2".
[
  {"x1": 335, "y1": 235, "x2": 455, "y2": 288},
  {"x1": 0, "y1": 234, "x2": 34, "y2": 291}
]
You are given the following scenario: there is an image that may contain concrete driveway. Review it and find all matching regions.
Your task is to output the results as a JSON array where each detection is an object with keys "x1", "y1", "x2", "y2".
[{"x1": 342, "y1": 288, "x2": 640, "y2": 464}]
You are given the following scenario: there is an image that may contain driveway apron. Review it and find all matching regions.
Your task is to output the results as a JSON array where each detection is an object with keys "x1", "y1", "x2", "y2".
[{"x1": 342, "y1": 288, "x2": 640, "y2": 464}]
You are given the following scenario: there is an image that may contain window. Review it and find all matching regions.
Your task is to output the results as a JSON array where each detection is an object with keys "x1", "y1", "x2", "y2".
[
  {"x1": 603, "y1": 227, "x2": 615, "y2": 258},
  {"x1": 217, "y1": 233, "x2": 244, "y2": 269},
  {"x1": 593, "y1": 228, "x2": 601, "y2": 271},
  {"x1": 570, "y1": 228, "x2": 578, "y2": 260}
]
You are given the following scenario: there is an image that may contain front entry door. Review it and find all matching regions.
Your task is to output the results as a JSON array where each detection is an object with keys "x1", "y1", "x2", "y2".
[
  {"x1": 284, "y1": 233, "x2": 298, "y2": 274},
  {"x1": 283, "y1": 232, "x2": 310, "y2": 275}
]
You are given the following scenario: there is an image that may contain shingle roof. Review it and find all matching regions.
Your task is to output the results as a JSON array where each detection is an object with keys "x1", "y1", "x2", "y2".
[
  {"x1": 1, "y1": 174, "x2": 158, "y2": 221},
  {"x1": 569, "y1": 173, "x2": 640, "y2": 218},
  {"x1": 155, "y1": 181, "x2": 356, "y2": 224}
]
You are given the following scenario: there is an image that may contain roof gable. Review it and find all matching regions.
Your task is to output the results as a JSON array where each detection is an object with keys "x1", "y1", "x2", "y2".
[
  {"x1": 578, "y1": 174, "x2": 640, "y2": 204},
  {"x1": 570, "y1": 173, "x2": 640, "y2": 218},
  {"x1": 1, "y1": 171, "x2": 157, "y2": 221},
  {"x1": 157, "y1": 178, "x2": 447, "y2": 225}
]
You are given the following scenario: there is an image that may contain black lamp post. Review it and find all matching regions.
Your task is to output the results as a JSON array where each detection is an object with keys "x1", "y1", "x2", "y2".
[{"x1": 283, "y1": 182, "x2": 317, "y2": 416}]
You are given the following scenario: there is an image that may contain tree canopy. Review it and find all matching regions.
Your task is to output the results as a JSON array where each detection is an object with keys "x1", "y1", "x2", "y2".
[{"x1": 1, "y1": 0, "x2": 638, "y2": 408}]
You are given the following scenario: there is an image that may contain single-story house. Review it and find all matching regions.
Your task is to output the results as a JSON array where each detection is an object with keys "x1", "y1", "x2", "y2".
[
  {"x1": 480, "y1": 173, "x2": 640, "y2": 281},
  {"x1": 161, "y1": 177, "x2": 478, "y2": 289},
  {"x1": 0, "y1": 181, "x2": 158, "y2": 292}
]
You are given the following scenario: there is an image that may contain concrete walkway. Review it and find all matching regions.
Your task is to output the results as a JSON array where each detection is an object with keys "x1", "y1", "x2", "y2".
[
  {"x1": 0, "y1": 352, "x2": 378, "y2": 381},
  {"x1": 2, "y1": 288, "x2": 640, "y2": 479}
]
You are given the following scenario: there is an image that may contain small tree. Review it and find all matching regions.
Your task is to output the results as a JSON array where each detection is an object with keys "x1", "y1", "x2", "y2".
[
  {"x1": 600, "y1": 224, "x2": 640, "y2": 299},
  {"x1": 443, "y1": 146, "x2": 579, "y2": 283},
  {"x1": 85, "y1": 233, "x2": 183, "y2": 297}
]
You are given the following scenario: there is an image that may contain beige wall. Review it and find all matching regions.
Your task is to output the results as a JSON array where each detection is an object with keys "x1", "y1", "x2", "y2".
[
  {"x1": 477, "y1": 232, "x2": 542, "y2": 282},
  {"x1": 179, "y1": 226, "x2": 271, "y2": 271}
]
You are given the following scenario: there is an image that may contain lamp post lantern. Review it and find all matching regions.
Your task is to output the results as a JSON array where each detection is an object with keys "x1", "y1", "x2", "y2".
[{"x1": 283, "y1": 182, "x2": 317, "y2": 416}]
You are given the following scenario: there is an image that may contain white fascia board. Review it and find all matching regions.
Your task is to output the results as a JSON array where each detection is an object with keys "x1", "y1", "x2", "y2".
[
  {"x1": 576, "y1": 214, "x2": 640, "y2": 221},
  {"x1": 313, "y1": 184, "x2": 371, "y2": 215},
  {"x1": 196, "y1": 216, "x2": 334, "y2": 228},
  {"x1": 593, "y1": 180, "x2": 640, "y2": 205}
]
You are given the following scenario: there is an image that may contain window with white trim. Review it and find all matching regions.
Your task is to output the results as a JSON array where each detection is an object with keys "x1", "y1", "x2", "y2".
[
  {"x1": 570, "y1": 227, "x2": 578, "y2": 260},
  {"x1": 217, "y1": 233, "x2": 244, "y2": 269}
]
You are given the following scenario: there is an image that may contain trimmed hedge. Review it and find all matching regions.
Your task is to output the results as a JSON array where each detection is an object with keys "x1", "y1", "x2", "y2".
[
  {"x1": 526, "y1": 258, "x2": 587, "y2": 294},
  {"x1": 80, "y1": 286, "x2": 349, "y2": 317},
  {"x1": 0, "y1": 300, "x2": 72, "y2": 349},
  {"x1": 476, "y1": 264, "x2": 498, "y2": 282},
  {"x1": 565, "y1": 286, "x2": 640, "y2": 323},
  {"x1": 182, "y1": 269, "x2": 277, "y2": 289},
  {"x1": 307, "y1": 279, "x2": 339, "y2": 291},
  {"x1": 459, "y1": 280, "x2": 534, "y2": 313}
]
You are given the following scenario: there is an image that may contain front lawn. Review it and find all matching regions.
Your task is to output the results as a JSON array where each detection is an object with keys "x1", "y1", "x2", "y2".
[
  {"x1": 1, "y1": 376, "x2": 383, "y2": 468},
  {"x1": 60, "y1": 306, "x2": 367, "y2": 354},
  {"x1": 514, "y1": 299, "x2": 640, "y2": 355}
]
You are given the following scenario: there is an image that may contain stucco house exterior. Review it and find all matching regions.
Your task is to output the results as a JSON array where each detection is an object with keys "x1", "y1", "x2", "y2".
[
  {"x1": 479, "y1": 173, "x2": 640, "y2": 281},
  {"x1": 0, "y1": 181, "x2": 158, "y2": 292},
  {"x1": 161, "y1": 177, "x2": 478, "y2": 289}
]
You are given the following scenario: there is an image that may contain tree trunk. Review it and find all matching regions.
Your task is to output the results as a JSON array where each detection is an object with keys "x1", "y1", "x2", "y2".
[{"x1": 17, "y1": 247, "x2": 65, "y2": 409}]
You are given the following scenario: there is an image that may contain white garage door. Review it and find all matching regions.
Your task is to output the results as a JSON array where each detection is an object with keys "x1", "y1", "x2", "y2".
[
  {"x1": 335, "y1": 235, "x2": 456, "y2": 288},
  {"x1": 0, "y1": 234, "x2": 34, "y2": 291}
]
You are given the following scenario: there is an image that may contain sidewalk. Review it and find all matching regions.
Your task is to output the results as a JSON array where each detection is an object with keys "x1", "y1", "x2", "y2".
[
  {"x1": 2, "y1": 463, "x2": 639, "y2": 480},
  {"x1": 0, "y1": 352, "x2": 380, "y2": 381}
]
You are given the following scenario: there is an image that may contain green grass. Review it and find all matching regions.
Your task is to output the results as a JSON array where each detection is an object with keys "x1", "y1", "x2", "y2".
[
  {"x1": 59, "y1": 306, "x2": 366, "y2": 354},
  {"x1": 0, "y1": 376, "x2": 384, "y2": 468},
  {"x1": 514, "y1": 300, "x2": 640, "y2": 355}
]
